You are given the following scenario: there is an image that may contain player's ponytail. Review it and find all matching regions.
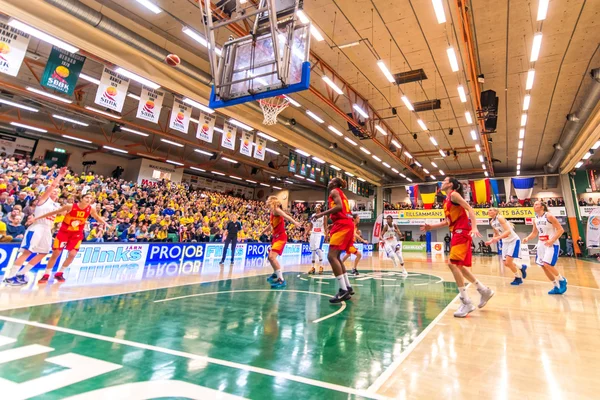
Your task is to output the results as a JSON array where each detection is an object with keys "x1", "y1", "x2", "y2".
[{"x1": 448, "y1": 177, "x2": 464, "y2": 197}]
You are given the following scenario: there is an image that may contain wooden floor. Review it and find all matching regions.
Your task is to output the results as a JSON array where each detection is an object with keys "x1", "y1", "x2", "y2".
[{"x1": 1, "y1": 252, "x2": 599, "y2": 399}]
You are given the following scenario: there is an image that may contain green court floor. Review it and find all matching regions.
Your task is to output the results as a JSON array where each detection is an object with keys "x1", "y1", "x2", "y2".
[{"x1": 0, "y1": 271, "x2": 457, "y2": 399}]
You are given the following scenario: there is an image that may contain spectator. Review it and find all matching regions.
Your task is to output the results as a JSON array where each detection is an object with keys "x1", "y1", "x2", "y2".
[
  {"x1": 566, "y1": 235, "x2": 574, "y2": 257},
  {"x1": 6, "y1": 214, "x2": 25, "y2": 242},
  {"x1": 444, "y1": 233, "x2": 451, "y2": 253},
  {"x1": 579, "y1": 198, "x2": 587, "y2": 206},
  {"x1": 0, "y1": 219, "x2": 13, "y2": 242},
  {"x1": 577, "y1": 237, "x2": 585, "y2": 257}
]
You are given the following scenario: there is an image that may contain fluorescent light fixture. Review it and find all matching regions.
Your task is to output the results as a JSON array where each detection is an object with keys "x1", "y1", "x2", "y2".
[
  {"x1": 430, "y1": 175, "x2": 437, "y2": 180},
  {"x1": 431, "y1": 161, "x2": 438, "y2": 168},
  {"x1": 439, "y1": 149, "x2": 446, "y2": 157},
  {"x1": 296, "y1": 10, "x2": 310, "y2": 24},
  {"x1": 521, "y1": 114, "x2": 528, "y2": 127},
  {"x1": 518, "y1": 157, "x2": 522, "y2": 164},
  {"x1": 212, "y1": 171, "x2": 226, "y2": 176},
  {"x1": 161, "y1": 138, "x2": 184, "y2": 147},
  {"x1": 526, "y1": 69, "x2": 535, "y2": 90},
  {"x1": 465, "y1": 111, "x2": 473, "y2": 124},
  {"x1": 415, "y1": 161, "x2": 422, "y2": 167},
  {"x1": 121, "y1": 127, "x2": 149, "y2": 137},
  {"x1": 183, "y1": 98, "x2": 215, "y2": 114},
  {"x1": 52, "y1": 115, "x2": 89, "y2": 127},
  {"x1": 0, "y1": 98, "x2": 38, "y2": 112},
  {"x1": 353, "y1": 104, "x2": 369, "y2": 119},
  {"x1": 127, "y1": 93, "x2": 141, "y2": 101},
  {"x1": 391, "y1": 139, "x2": 402, "y2": 149},
  {"x1": 229, "y1": 175, "x2": 242, "y2": 180},
  {"x1": 273, "y1": 185, "x2": 282, "y2": 190},
  {"x1": 330, "y1": 165, "x2": 341, "y2": 171},
  {"x1": 182, "y1": 27, "x2": 223, "y2": 56},
  {"x1": 447, "y1": 47, "x2": 459, "y2": 72},
  {"x1": 517, "y1": 164, "x2": 521, "y2": 170},
  {"x1": 246, "y1": 179, "x2": 257, "y2": 184},
  {"x1": 360, "y1": 147, "x2": 371, "y2": 155},
  {"x1": 470, "y1": 130, "x2": 477, "y2": 140},
  {"x1": 214, "y1": 127, "x2": 224, "y2": 133},
  {"x1": 344, "y1": 137, "x2": 358, "y2": 146},
  {"x1": 372, "y1": 155, "x2": 382, "y2": 162},
  {"x1": 322, "y1": 76, "x2": 343, "y2": 95},
  {"x1": 307, "y1": 178, "x2": 316, "y2": 183},
  {"x1": 228, "y1": 119, "x2": 253, "y2": 131},
  {"x1": 423, "y1": 168, "x2": 430, "y2": 174},
  {"x1": 404, "y1": 151, "x2": 412, "y2": 158},
  {"x1": 430, "y1": 137, "x2": 438, "y2": 146},
  {"x1": 328, "y1": 125, "x2": 343, "y2": 136},
  {"x1": 190, "y1": 167, "x2": 206, "y2": 172},
  {"x1": 8, "y1": 19, "x2": 79, "y2": 53},
  {"x1": 85, "y1": 106, "x2": 121, "y2": 119},
  {"x1": 583, "y1": 152, "x2": 592, "y2": 160},
  {"x1": 518, "y1": 140, "x2": 524, "y2": 149},
  {"x1": 345, "y1": 171, "x2": 355, "y2": 176},
  {"x1": 518, "y1": 150, "x2": 523, "y2": 157},
  {"x1": 79, "y1": 73, "x2": 100, "y2": 85},
  {"x1": 382, "y1": 162, "x2": 391, "y2": 168},
  {"x1": 406, "y1": 177, "x2": 413, "y2": 182},
  {"x1": 392, "y1": 168, "x2": 399, "y2": 173},
  {"x1": 575, "y1": 161, "x2": 583, "y2": 168},
  {"x1": 537, "y1": 0, "x2": 549, "y2": 21},
  {"x1": 257, "y1": 132, "x2": 277, "y2": 142},
  {"x1": 306, "y1": 110, "x2": 324, "y2": 123},
  {"x1": 377, "y1": 60, "x2": 395, "y2": 83},
  {"x1": 265, "y1": 148, "x2": 280, "y2": 155},
  {"x1": 115, "y1": 68, "x2": 160, "y2": 90},
  {"x1": 475, "y1": 144, "x2": 481, "y2": 152},
  {"x1": 259, "y1": 183, "x2": 270, "y2": 187},
  {"x1": 519, "y1": 128, "x2": 525, "y2": 139},
  {"x1": 338, "y1": 41, "x2": 360, "y2": 49},
  {"x1": 283, "y1": 95, "x2": 301, "y2": 107},
  {"x1": 457, "y1": 85, "x2": 467, "y2": 102},
  {"x1": 62, "y1": 134, "x2": 91, "y2": 143},
  {"x1": 221, "y1": 157, "x2": 238, "y2": 163},
  {"x1": 593, "y1": 141, "x2": 600, "y2": 150},
  {"x1": 357, "y1": 177, "x2": 366, "y2": 182},
  {"x1": 432, "y1": 0, "x2": 446, "y2": 23},
  {"x1": 531, "y1": 33, "x2": 543, "y2": 62},
  {"x1": 400, "y1": 173, "x2": 406, "y2": 178},
  {"x1": 417, "y1": 119, "x2": 428, "y2": 131},
  {"x1": 478, "y1": 155, "x2": 484, "y2": 162},
  {"x1": 484, "y1": 171, "x2": 489, "y2": 177},
  {"x1": 103, "y1": 145, "x2": 128, "y2": 154},
  {"x1": 401, "y1": 96, "x2": 414, "y2": 111},
  {"x1": 10, "y1": 122, "x2": 46, "y2": 133},
  {"x1": 26, "y1": 87, "x2": 72, "y2": 103},
  {"x1": 195, "y1": 149, "x2": 213, "y2": 156},
  {"x1": 439, "y1": 169, "x2": 445, "y2": 175},
  {"x1": 482, "y1": 164, "x2": 487, "y2": 170},
  {"x1": 136, "y1": 0, "x2": 162, "y2": 13},
  {"x1": 294, "y1": 174, "x2": 305, "y2": 179},
  {"x1": 296, "y1": 149, "x2": 310, "y2": 157},
  {"x1": 309, "y1": 25, "x2": 324, "y2": 42},
  {"x1": 312, "y1": 157, "x2": 325, "y2": 163},
  {"x1": 375, "y1": 125, "x2": 388, "y2": 136},
  {"x1": 523, "y1": 94, "x2": 531, "y2": 111}
]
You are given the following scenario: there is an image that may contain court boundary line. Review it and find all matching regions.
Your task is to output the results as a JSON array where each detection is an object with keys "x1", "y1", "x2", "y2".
[{"x1": 0, "y1": 315, "x2": 389, "y2": 400}]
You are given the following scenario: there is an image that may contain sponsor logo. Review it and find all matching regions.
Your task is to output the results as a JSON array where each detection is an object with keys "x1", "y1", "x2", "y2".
[
  {"x1": 147, "y1": 243, "x2": 205, "y2": 262},
  {"x1": 204, "y1": 243, "x2": 246, "y2": 259},
  {"x1": 246, "y1": 243, "x2": 271, "y2": 257},
  {"x1": 75, "y1": 244, "x2": 144, "y2": 264},
  {"x1": 434, "y1": 243, "x2": 442, "y2": 251}
]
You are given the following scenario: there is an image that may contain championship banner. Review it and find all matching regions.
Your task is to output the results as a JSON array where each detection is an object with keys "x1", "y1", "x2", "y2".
[
  {"x1": 221, "y1": 122, "x2": 237, "y2": 150},
  {"x1": 196, "y1": 112, "x2": 216, "y2": 143},
  {"x1": 0, "y1": 18, "x2": 30, "y2": 77},
  {"x1": 41, "y1": 46, "x2": 86, "y2": 96},
  {"x1": 383, "y1": 207, "x2": 567, "y2": 220},
  {"x1": 169, "y1": 97, "x2": 192, "y2": 133},
  {"x1": 309, "y1": 162, "x2": 316, "y2": 180},
  {"x1": 348, "y1": 176, "x2": 357, "y2": 193},
  {"x1": 319, "y1": 165, "x2": 326, "y2": 183},
  {"x1": 254, "y1": 136, "x2": 267, "y2": 160},
  {"x1": 586, "y1": 208, "x2": 600, "y2": 248},
  {"x1": 240, "y1": 131, "x2": 253, "y2": 156},
  {"x1": 288, "y1": 151, "x2": 297, "y2": 173},
  {"x1": 136, "y1": 86, "x2": 165, "y2": 124},
  {"x1": 299, "y1": 156, "x2": 308, "y2": 176},
  {"x1": 94, "y1": 67, "x2": 130, "y2": 112}
]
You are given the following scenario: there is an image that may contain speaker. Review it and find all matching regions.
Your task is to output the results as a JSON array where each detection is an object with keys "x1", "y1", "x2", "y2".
[
  {"x1": 251, "y1": 168, "x2": 258, "y2": 175},
  {"x1": 485, "y1": 116, "x2": 498, "y2": 132},
  {"x1": 268, "y1": 161, "x2": 275, "y2": 168},
  {"x1": 480, "y1": 90, "x2": 497, "y2": 108}
]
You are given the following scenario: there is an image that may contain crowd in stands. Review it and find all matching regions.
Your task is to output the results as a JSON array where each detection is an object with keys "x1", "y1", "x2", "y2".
[{"x1": 579, "y1": 197, "x2": 600, "y2": 206}]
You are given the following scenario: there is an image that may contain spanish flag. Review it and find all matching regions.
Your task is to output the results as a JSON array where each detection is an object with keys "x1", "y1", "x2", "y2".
[{"x1": 469, "y1": 179, "x2": 491, "y2": 204}]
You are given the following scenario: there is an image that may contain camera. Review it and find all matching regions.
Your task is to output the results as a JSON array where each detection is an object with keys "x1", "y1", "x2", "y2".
[
  {"x1": 290, "y1": 118, "x2": 296, "y2": 126},
  {"x1": 82, "y1": 161, "x2": 97, "y2": 166}
]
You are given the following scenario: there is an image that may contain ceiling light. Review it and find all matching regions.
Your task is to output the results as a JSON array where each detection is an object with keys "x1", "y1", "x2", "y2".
[
  {"x1": 10, "y1": 122, "x2": 47, "y2": 133},
  {"x1": 353, "y1": 104, "x2": 369, "y2": 119},
  {"x1": 482, "y1": 164, "x2": 487, "y2": 170},
  {"x1": 136, "y1": 0, "x2": 162, "y2": 13},
  {"x1": 530, "y1": 33, "x2": 543, "y2": 62},
  {"x1": 52, "y1": 115, "x2": 89, "y2": 127},
  {"x1": 457, "y1": 85, "x2": 467, "y2": 102},
  {"x1": 322, "y1": 76, "x2": 343, "y2": 94},
  {"x1": 115, "y1": 68, "x2": 160, "y2": 90},
  {"x1": 400, "y1": 173, "x2": 406, "y2": 178},
  {"x1": 214, "y1": 127, "x2": 224, "y2": 133},
  {"x1": 519, "y1": 128, "x2": 525, "y2": 139},
  {"x1": 575, "y1": 161, "x2": 583, "y2": 168},
  {"x1": 439, "y1": 169, "x2": 445, "y2": 175},
  {"x1": 523, "y1": 94, "x2": 532, "y2": 113},
  {"x1": 478, "y1": 155, "x2": 484, "y2": 162},
  {"x1": 432, "y1": 0, "x2": 446, "y2": 23},
  {"x1": 121, "y1": 126, "x2": 149, "y2": 137},
  {"x1": 475, "y1": 144, "x2": 481, "y2": 152},
  {"x1": 85, "y1": 106, "x2": 122, "y2": 119},
  {"x1": 283, "y1": 95, "x2": 301, "y2": 107},
  {"x1": 273, "y1": 185, "x2": 282, "y2": 189},
  {"x1": 583, "y1": 152, "x2": 592, "y2": 160},
  {"x1": 344, "y1": 137, "x2": 358, "y2": 146},
  {"x1": 372, "y1": 155, "x2": 382, "y2": 162},
  {"x1": 415, "y1": 161, "x2": 422, "y2": 167},
  {"x1": 182, "y1": 27, "x2": 222, "y2": 56},
  {"x1": 470, "y1": 130, "x2": 477, "y2": 140},
  {"x1": 183, "y1": 98, "x2": 215, "y2": 114},
  {"x1": 306, "y1": 110, "x2": 324, "y2": 123},
  {"x1": 401, "y1": 96, "x2": 414, "y2": 111},
  {"x1": 245, "y1": 179, "x2": 257, "y2": 184},
  {"x1": 311, "y1": 157, "x2": 325, "y2": 163},
  {"x1": 296, "y1": 10, "x2": 310, "y2": 23},
  {"x1": 8, "y1": 19, "x2": 79, "y2": 53},
  {"x1": 62, "y1": 134, "x2": 91, "y2": 143},
  {"x1": 330, "y1": 165, "x2": 341, "y2": 171},
  {"x1": 190, "y1": 167, "x2": 206, "y2": 172},
  {"x1": 296, "y1": 149, "x2": 310, "y2": 157},
  {"x1": 161, "y1": 138, "x2": 184, "y2": 147},
  {"x1": 517, "y1": 157, "x2": 521, "y2": 164},
  {"x1": 195, "y1": 149, "x2": 213, "y2": 156},
  {"x1": 592, "y1": 141, "x2": 600, "y2": 150},
  {"x1": 357, "y1": 177, "x2": 366, "y2": 182},
  {"x1": 518, "y1": 150, "x2": 522, "y2": 157},
  {"x1": 328, "y1": 125, "x2": 343, "y2": 136},
  {"x1": 382, "y1": 162, "x2": 391, "y2": 168},
  {"x1": 338, "y1": 41, "x2": 360, "y2": 49},
  {"x1": 404, "y1": 151, "x2": 412, "y2": 158},
  {"x1": 221, "y1": 157, "x2": 238, "y2": 163},
  {"x1": 517, "y1": 164, "x2": 521, "y2": 170},
  {"x1": 417, "y1": 119, "x2": 428, "y2": 131},
  {"x1": 127, "y1": 93, "x2": 141, "y2": 101},
  {"x1": 377, "y1": 60, "x2": 395, "y2": 83},
  {"x1": 392, "y1": 168, "x2": 399, "y2": 173},
  {"x1": 259, "y1": 183, "x2": 270, "y2": 187},
  {"x1": 423, "y1": 168, "x2": 430, "y2": 174},
  {"x1": 391, "y1": 139, "x2": 402, "y2": 149},
  {"x1": 521, "y1": 114, "x2": 527, "y2": 127},
  {"x1": 375, "y1": 125, "x2": 388, "y2": 136},
  {"x1": 79, "y1": 73, "x2": 100, "y2": 85},
  {"x1": 439, "y1": 149, "x2": 446, "y2": 157},
  {"x1": 212, "y1": 171, "x2": 225, "y2": 176},
  {"x1": 265, "y1": 148, "x2": 280, "y2": 155},
  {"x1": 484, "y1": 171, "x2": 489, "y2": 177},
  {"x1": 103, "y1": 145, "x2": 128, "y2": 154},
  {"x1": 447, "y1": 47, "x2": 459, "y2": 72},
  {"x1": 0, "y1": 98, "x2": 38, "y2": 112},
  {"x1": 465, "y1": 111, "x2": 473, "y2": 124},
  {"x1": 257, "y1": 132, "x2": 277, "y2": 142},
  {"x1": 26, "y1": 87, "x2": 72, "y2": 103},
  {"x1": 309, "y1": 25, "x2": 324, "y2": 42},
  {"x1": 345, "y1": 171, "x2": 355, "y2": 177},
  {"x1": 429, "y1": 137, "x2": 438, "y2": 146},
  {"x1": 228, "y1": 119, "x2": 253, "y2": 131},
  {"x1": 430, "y1": 175, "x2": 437, "y2": 180},
  {"x1": 431, "y1": 161, "x2": 438, "y2": 168},
  {"x1": 294, "y1": 174, "x2": 305, "y2": 179},
  {"x1": 360, "y1": 147, "x2": 371, "y2": 155},
  {"x1": 229, "y1": 175, "x2": 242, "y2": 180},
  {"x1": 406, "y1": 177, "x2": 413, "y2": 182},
  {"x1": 526, "y1": 69, "x2": 535, "y2": 90},
  {"x1": 537, "y1": 0, "x2": 549, "y2": 21},
  {"x1": 518, "y1": 140, "x2": 524, "y2": 149}
]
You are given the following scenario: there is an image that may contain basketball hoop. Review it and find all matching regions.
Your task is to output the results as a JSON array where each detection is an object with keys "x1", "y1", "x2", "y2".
[{"x1": 258, "y1": 95, "x2": 289, "y2": 125}]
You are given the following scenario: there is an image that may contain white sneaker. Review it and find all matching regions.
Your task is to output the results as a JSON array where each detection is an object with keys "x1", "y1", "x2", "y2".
[
  {"x1": 477, "y1": 287, "x2": 495, "y2": 309},
  {"x1": 400, "y1": 270, "x2": 408, "y2": 277},
  {"x1": 454, "y1": 298, "x2": 476, "y2": 318}
]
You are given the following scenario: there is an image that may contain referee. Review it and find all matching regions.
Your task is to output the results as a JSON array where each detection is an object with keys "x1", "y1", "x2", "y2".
[{"x1": 220, "y1": 213, "x2": 242, "y2": 265}]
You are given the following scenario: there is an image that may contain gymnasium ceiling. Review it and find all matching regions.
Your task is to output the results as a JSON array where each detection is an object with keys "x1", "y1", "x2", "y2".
[{"x1": 0, "y1": 0, "x2": 598, "y2": 186}]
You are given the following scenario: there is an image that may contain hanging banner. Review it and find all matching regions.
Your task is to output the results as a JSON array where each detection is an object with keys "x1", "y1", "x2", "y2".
[
  {"x1": 0, "y1": 18, "x2": 30, "y2": 77},
  {"x1": 94, "y1": 67, "x2": 130, "y2": 113},
  {"x1": 309, "y1": 162, "x2": 316, "y2": 180},
  {"x1": 586, "y1": 207, "x2": 600, "y2": 248},
  {"x1": 319, "y1": 165, "x2": 326, "y2": 183},
  {"x1": 240, "y1": 131, "x2": 254, "y2": 157},
  {"x1": 349, "y1": 177, "x2": 357, "y2": 193},
  {"x1": 196, "y1": 112, "x2": 216, "y2": 143},
  {"x1": 136, "y1": 86, "x2": 165, "y2": 124},
  {"x1": 299, "y1": 156, "x2": 308, "y2": 176},
  {"x1": 254, "y1": 136, "x2": 267, "y2": 161},
  {"x1": 40, "y1": 46, "x2": 86, "y2": 96},
  {"x1": 288, "y1": 151, "x2": 297, "y2": 173},
  {"x1": 169, "y1": 97, "x2": 192, "y2": 133},
  {"x1": 221, "y1": 122, "x2": 237, "y2": 150}
]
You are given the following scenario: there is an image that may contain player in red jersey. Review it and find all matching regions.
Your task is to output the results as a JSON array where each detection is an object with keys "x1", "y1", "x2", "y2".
[
  {"x1": 312, "y1": 178, "x2": 355, "y2": 303},
  {"x1": 261, "y1": 196, "x2": 302, "y2": 289},
  {"x1": 32, "y1": 193, "x2": 106, "y2": 283},
  {"x1": 420, "y1": 177, "x2": 494, "y2": 317}
]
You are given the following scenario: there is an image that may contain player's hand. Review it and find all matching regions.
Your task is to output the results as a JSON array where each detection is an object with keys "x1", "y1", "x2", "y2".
[
  {"x1": 471, "y1": 229, "x2": 482, "y2": 238},
  {"x1": 485, "y1": 240, "x2": 493, "y2": 246},
  {"x1": 544, "y1": 241, "x2": 553, "y2": 247},
  {"x1": 523, "y1": 237, "x2": 529, "y2": 243},
  {"x1": 420, "y1": 224, "x2": 430, "y2": 232},
  {"x1": 58, "y1": 166, "x2": 68, "y2": 177}
]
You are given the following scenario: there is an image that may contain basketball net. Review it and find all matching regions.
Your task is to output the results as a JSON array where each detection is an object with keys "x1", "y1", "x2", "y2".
[{"x1": 258, "y1": 95, "x2": 289, "y2": 125}]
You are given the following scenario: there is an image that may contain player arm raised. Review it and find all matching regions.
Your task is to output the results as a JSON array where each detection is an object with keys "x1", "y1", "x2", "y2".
[
  {"x1": 544, "y1": 213, "x2": 564, "y2": 247},
  {"x1": 32, "y1": 204, "x2": 73, "y2": 223},
  {"x1": 37, "y1": 167, "x2": 67, "y2": 206}
]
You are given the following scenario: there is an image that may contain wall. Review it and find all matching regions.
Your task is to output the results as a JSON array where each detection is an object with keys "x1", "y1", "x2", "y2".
[{"x1": 137, "y1": 158, "x2": 183, "y2": 184}]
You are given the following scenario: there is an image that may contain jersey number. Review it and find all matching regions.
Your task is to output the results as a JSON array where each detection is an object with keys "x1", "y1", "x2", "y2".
[{"x1": 76, "y1": 211, "x2": 86, "y2": 218}]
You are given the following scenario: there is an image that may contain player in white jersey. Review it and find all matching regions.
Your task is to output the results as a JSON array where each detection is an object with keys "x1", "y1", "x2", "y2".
[
  {"x1": 3, "y1": 167, "x2": 67, "y2": 286},
  {"x1": 485, "y1": 208, "x2": 528, "y2": 286},
  {"x1": 307, "y1": 204, "x2": 327, "y2": 275},
  {"x1": 523, "y1": 200, "x2": 567, "y2": 294},
  {"x1": 381, "y1": 215, "x2": 408, "y2": 276},
  {"x1": 341, "y1": 214, "x2": 368, "y2": 276}
]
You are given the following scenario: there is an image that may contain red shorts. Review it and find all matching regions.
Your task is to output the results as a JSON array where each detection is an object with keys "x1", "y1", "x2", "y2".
[
  {"x1": 449, "y1": 230, "x2": 472, "y2": 267},
  {"x1": 271, "y1": 234, "x2": 287, "y2": 256},
  {"x1": 53, "y1": 231, "x2": 84, "y2": 252},
  {"x1": 329, "y1": 220, "x2": 355, "y2": 253}
]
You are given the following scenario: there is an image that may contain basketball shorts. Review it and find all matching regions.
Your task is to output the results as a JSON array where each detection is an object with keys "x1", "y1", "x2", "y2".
[
  {"x1": 53, "y1": 231, "x2": 84, "y2": 252},
  {"x1": 271, "y1": 234, "x2": 287, "y2": 256},
  {"x1": 21, "y1": 225, "x2": 53, "y2": 254},
  {"x1": 309, "y1": 233, "x2": 324, "y2": 251},
  {"x1": 329, "y1": 220, "x2": 355, "y2": 253},
  {"x1": 449, "y1": 230, "x2": 473, "y2": 267},
  {"x1": 536, "y1": 242, "x2": 559, "y2": 267},
  {"x1": 383, "y1": 239, "x2": 400, "y2": 257},
  {"x1": 501, "y1": 239, "x2": 521, "y2": 261}
]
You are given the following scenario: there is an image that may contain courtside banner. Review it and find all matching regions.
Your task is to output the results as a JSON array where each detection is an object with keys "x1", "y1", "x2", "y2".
[
  {"x1": 95, "y1": 67, "x2": 130, "y2": 112},
  {"x1": 383, "y1": 207, "x2": 566, "y2": 219},
  {"x1": 586, "y1": 208, "x2": 600, "y2": 248},
  {"x1": 136, "y1": 86, "x2": 165, "y2": 124}
]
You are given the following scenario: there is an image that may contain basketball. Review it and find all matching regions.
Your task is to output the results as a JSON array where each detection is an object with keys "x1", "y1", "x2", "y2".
[{"x1": 165, "y1": 54, "x2": 181, "y2": 67}]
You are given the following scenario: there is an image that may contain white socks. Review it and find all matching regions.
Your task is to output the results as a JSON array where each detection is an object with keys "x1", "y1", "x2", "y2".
[
  {"x1": 276, "y1": 269, "x2": 283, "y2": 281},
  {"x1": 474, "y1": 280, "x2": 486, "y2": 291},
  {"x1": 21, "y1": 263, "x2": 35, "y2": 275},
  {"x1": 343, "y1": 273, "x2": 351, "y2": 288},
  {"x1": 316, "y1": 249, "x2": 324, "y2": 262},
  {"x1": 459, "y1": 286, "x2": 469, "y2": 301},
  {"x1": 337, "y1": 275, "x2": 348, "y2": 291}
]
